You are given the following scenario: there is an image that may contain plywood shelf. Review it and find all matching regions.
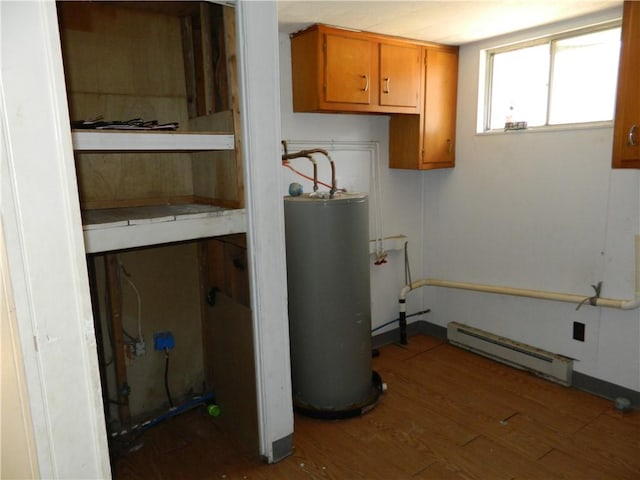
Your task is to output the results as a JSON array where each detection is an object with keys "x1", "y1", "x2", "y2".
[
  {"x1": 72, "y1": 130, "x2": 235, "y2": 152},
  {"x1": 82, "y1": 204, "x2": 246, "y2": 253}
]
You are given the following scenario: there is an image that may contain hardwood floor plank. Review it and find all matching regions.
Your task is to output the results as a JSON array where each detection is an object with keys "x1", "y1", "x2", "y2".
[
  {"x1": 410, "y1": 345, "x2": 607, "y2": 433},
  {"x1": 412, "y1": 459, "x2": 476, "y2": 479},
  {"x1": 292, "y1": 417, "x2": 402, "y2": 479},
  {"x1": 564, "y1": 411, "x2": 640, "y2": 478},
  {"x1": 394, "y1": 356, "x2": 589, "y2": 458},
  {"x1": 537, "y1": 448, "x2": 626, "y2": 480},
  {"x1": 456, "y1": 435, "x2": 561, "y2": 480},
  {"x1": 371, "y1": 368, "x2": 481, "y2": 446},
  {"x1": 331, "y1": 413, "x2": 437, "y2": 475},
  {"x1": 427, "y1": 343, "x2": 607, "y2": 421}
]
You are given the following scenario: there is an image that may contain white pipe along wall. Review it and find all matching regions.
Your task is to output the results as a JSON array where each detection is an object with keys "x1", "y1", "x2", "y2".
[{"x1": 401, "y1": 235, "x2": 640, "y2": 311}]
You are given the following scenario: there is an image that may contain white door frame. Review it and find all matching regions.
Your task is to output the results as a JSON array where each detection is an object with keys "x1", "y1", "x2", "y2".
[
  {"x1": 236, "y1": 0, "x2": 294, "y2": 462},
  {"x1": 1, "y1": 1, "x2": 111, "y2": 477}
]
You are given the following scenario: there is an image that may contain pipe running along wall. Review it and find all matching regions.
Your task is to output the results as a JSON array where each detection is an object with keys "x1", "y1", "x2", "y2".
[
  {"x1": 396, "y1": 235, "x2": 640, "y2": 343},
  {"x1": 281, "y1": 142, "x2": 337, "y2": 197}
]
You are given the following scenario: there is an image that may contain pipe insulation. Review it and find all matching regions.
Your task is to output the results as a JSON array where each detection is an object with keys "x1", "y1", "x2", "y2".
[{"x1": 400, "y1": 235, "x2": 640, "y2": 312}]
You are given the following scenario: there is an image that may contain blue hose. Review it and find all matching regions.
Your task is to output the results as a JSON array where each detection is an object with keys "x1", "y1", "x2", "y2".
[
  {"x1": 111, "y1": 392, "x2": 216, "y2": 437},
  {"x1": 139, "y1": 392, "x2": 215, "y2": 431}
]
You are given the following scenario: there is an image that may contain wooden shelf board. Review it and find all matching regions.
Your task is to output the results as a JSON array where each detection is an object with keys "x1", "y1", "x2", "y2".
[
  {"x1": 72, "y1": 130, "x2": 235, "y2": 151},
  {"x1": 82, "y1": 204, "x2": 246, "y2": 253}
]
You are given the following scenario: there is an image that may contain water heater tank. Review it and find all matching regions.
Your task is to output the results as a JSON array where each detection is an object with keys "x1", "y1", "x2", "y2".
[{"x1": 284, "y1": 192, "x2": 380, "y2": 418}]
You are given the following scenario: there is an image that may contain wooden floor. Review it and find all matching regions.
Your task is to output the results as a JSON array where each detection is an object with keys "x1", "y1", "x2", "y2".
[{"x1": 114, "y1": 334, "x2": 640, "y2": 479}]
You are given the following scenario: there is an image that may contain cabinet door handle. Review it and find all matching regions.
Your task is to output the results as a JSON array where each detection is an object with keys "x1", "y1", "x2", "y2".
[
  {"x1": 383, "y1": 77, "x2": 390, "y2": 94},
  {"x1": 447, "y1": 139, "x2": 453, "y2": 153},
  {"x1": 361, "y1": 74, "x2": 369, "y2": 92},
  {"x1": 629, "y1": 124, "x2": 637, "y2": 146}
]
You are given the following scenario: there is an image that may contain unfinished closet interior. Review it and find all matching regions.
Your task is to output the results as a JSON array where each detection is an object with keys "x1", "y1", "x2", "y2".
[{"x1": 56, "y1": 0, "x2": 258, "y2": 458}]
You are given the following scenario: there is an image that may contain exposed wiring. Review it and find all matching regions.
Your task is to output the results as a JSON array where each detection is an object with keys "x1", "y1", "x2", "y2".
[
  {"x1": 371, "y1": 309, "x2": 431, "y2": 332},
  {"x1": 281, "y1": 141, "x2": 339, "y2": 197},
  {"x1": 282, "y1": 161, "x2": 336, "y2": 190},
  {"x1": 120, "y1": 264, "x2": 143, "y2": 344},
  {"x1": 164, "y1": 348, "x2": 174, "y2": 408},
  {"x1": 121, "y1": 329, "x2": 138, "y2": 343}
]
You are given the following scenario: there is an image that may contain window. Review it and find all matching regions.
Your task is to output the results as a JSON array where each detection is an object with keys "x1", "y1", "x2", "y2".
[{"x1": 484, "y1": 23, "x2": 621, "y2": 132}]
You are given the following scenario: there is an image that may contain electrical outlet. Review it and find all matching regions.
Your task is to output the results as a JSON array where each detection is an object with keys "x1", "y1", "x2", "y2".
[
  {"x1": 573, "y1": 322, "x2": 585, "y2": 342},
  {"x1": 154, "y1": 331, "x2": 175, "y2": 351}
]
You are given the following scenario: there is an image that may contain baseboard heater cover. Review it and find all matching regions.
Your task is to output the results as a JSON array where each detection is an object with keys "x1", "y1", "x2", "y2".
[{"x1": 447, "y1": 322, "x2": 573, "y2": 386}]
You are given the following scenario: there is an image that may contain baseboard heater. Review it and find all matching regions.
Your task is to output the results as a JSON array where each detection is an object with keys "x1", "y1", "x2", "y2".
[{"x1": 447, "y1": 322, "x2": 573, "y2": 386}]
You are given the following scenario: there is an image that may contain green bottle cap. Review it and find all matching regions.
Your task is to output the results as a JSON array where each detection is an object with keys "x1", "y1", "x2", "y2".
[{"x1": 207, "y1": 404, "x2": 221, "y2": 417}]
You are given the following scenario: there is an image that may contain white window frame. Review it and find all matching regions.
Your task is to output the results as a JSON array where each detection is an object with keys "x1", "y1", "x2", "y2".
[{"x1": 482, "y1": 20, "x2": 622, "y2": 133}]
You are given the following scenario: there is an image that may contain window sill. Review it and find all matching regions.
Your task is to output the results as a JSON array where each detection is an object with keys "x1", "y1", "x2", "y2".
[{"x1": 476, "y1": 121, "x2": 613, "y2": 136}]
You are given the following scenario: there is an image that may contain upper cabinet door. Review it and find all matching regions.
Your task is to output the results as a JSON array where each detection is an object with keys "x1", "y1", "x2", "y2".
[
  {"x1": 324, "y1": 33, "x2": 373, "y2": 105},
  {"x1": 422, "y1": 48, "x2": 458, "y2": 169},
  {"x1": 290, "y1": 24, "x2": 423, "y2": 114},
  {"x1": 613, "y1": 1, "x2": 640, "y2": 168},
  {"x1": 379, "y1": 42, "x2": 421, "y2": 108}
]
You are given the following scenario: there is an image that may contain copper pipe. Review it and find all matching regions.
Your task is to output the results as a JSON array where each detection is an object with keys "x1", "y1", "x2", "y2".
[{"x1": 282, "y1": 142, "x2": 337, "y2": 197}]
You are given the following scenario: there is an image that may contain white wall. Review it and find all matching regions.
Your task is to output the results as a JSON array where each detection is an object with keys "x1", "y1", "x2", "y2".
[
  {"x1": 278, "y1": 32, "x2": 427, "y2": 332},
  {"x1": 424, "y1": 7, "x2": 640, "y2": 391}
]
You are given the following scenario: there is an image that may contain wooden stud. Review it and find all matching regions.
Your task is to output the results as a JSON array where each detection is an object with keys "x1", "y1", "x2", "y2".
[
  {"x1": 197, "y1": 240, "x2": 214, "y2": 389},
  {"x1": 86, "y1": 255, "x2": 111, "y2": 424},
  {"x1": 106, "y1": 254, "x2": 130, "y2": 427},
  {"x1": 199, "y1": 2, "x2": 215, "y2": 115},
  {"x1": 181, "y1": 15, "x2": 198, "y2": 119},
  {"x1": 223, "y1": 5, "x2": 245, "y2": 209},
  {"x1": 211, "y1": 4, "x2": 229, "y2": 112}
]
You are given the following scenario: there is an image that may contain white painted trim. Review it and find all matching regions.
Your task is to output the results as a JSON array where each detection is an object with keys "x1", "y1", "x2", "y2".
[
  {"x1": 0, "y1": 110, "x2": 40, "y2": 480},
  {"x1": 83, "y1": 208, "x2": 246, "y2": 253},
  {"x1": 236, "y1": 0, "x2": 294, "y2": 462},
  {"x1": 72, "y1": 130, "x2": 235, "y2": 151},
  {"x1": 0, "y1": 1, "x2": 110, "y2": 477}
]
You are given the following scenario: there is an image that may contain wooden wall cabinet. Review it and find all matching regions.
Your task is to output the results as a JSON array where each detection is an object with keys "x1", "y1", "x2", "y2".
[
  {"x1": 613, "y1": 1, "x2": 640, "y2": 169},
  {"x1": 291, "y1": 24, "x2": 421, "y2": 114},
  {"x1": 389, "y1": 46, "x2": 459, "y2": 170},
  {"x1": 290, "y1": 23, "x2": 458, "y2": 170}
]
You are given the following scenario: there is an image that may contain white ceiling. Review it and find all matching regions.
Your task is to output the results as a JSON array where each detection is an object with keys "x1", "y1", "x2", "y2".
[{"x1": 277, "y1": 0, "x2": 622, "y2": 45}]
